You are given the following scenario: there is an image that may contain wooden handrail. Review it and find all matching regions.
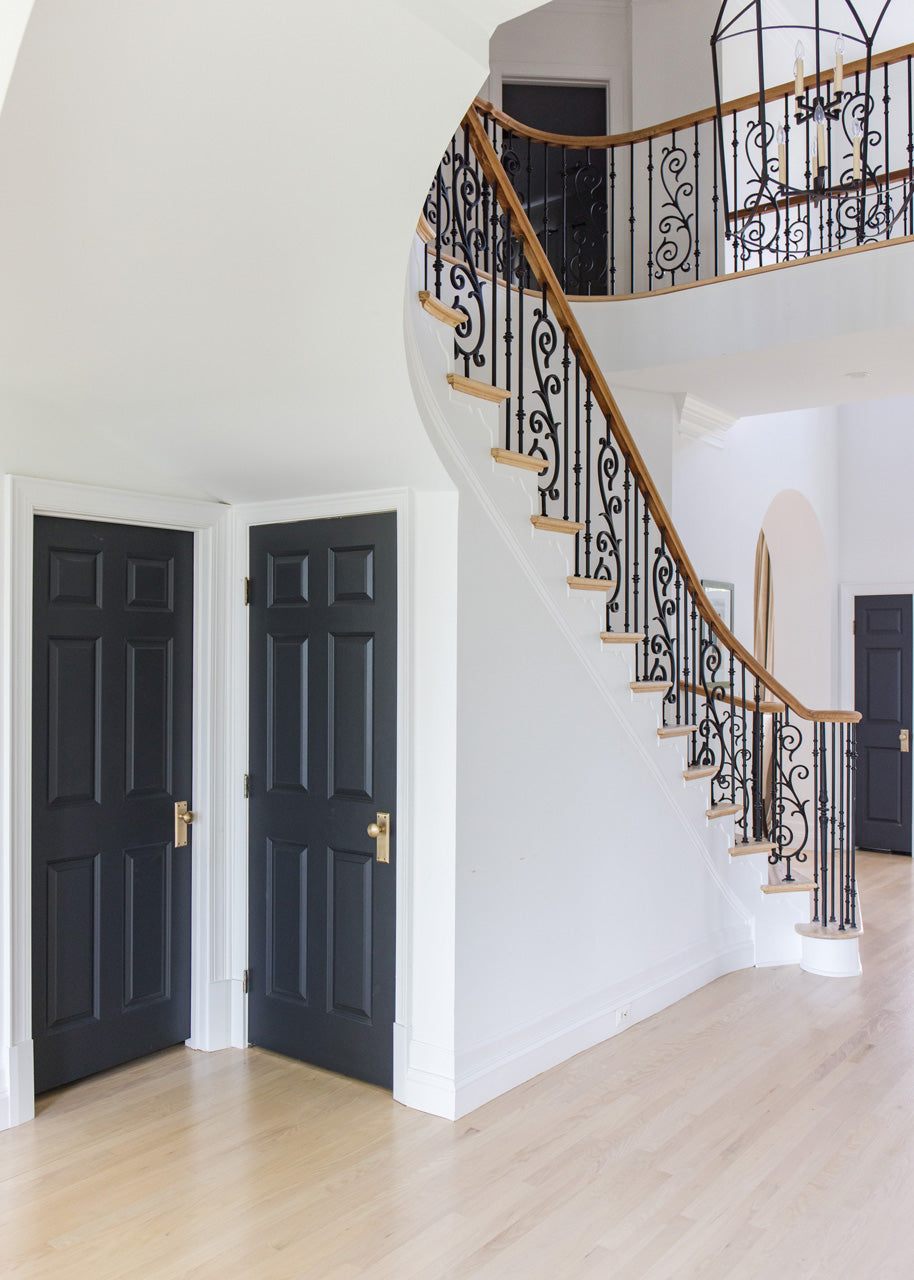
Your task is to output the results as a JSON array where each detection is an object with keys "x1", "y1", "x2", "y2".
[
  {"x1": 463, "y1": 105, "x2": 860, "y2": 727},
  {"x1": 474, "y1": 42, "x2": 914, "y2": 150}
]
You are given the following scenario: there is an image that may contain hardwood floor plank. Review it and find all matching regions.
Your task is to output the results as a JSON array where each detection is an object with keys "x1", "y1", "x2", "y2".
[{"x1": 0, "y1": 851, "x2": 910, "y2": 1278}]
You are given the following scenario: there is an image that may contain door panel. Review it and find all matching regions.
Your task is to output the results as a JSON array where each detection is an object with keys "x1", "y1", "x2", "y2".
[
  {"x1": 248, "y1": 513, "x2": 396, "y2": 1088},
  {"x1": 855, "y1": 593, "x2": 912, "y2": 853},
  {"x1": 32, "y1": 516, "x2": 194, "y2": 1093}
]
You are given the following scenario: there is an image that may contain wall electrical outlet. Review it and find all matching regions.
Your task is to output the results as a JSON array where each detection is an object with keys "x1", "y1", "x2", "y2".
[{"x1": 616, "y1": 1004, "x2": 632, "y2": 1028}]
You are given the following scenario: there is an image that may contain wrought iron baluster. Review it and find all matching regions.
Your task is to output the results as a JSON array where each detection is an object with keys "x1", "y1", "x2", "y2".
[
  {"x1": 693, "y1": 122, "x2": 701, "y2": 280},
  {"x1": 641, "y1": 498, "x2": 651, "y2": 675},
  {"x1": 562, "y1": 333, "x2": 571, "y2": 521},
  {"x1": 629, "y1": 144, "x2": 636, "y2": 294},
  {"x1": 573, "y1": 361, "x2": 582, "y2": 577},
  {"x1": 623, "y1": 457, "x2": 631, "y2": 632},
  {"x1": 730, "y1": 651, "x2": 738, "y2": 836},
  {"x1": 712, "y1": 122, "x2": 720, "y2": 277},
  {"x1": 824, "y1": 721, "x2": 834, "y2": 921},
  {"x1": 690, "y1": 594, "x2": 698, "y2": 765},
  {"x1": 731, "y1": 112, "x2": 738, "y2": 273},
  {"x1": 834, "y1": 727, "x2": 844, "y2": 926},
  {"x1": 670, "y1": 565, "x2": 675, "y2": 727},
  {"x1": 490, "y1": 176, "x2": 498, "y2": 387},
  {"x1": 516, "y1": 247, "x2": 526, "y2": 454},
  {"x1": 503, "y1": 212, "x2": 513, "y2": 449},
  {"x1": 583, "y1": 380, "x2": 593, "y2": 579},
  {"x1": 908, "y1": 58, "x2": 913, "y2": 236},
  {"x1": 740, "y1": 664, "x2": 748, "y2": 836},
  {"x1": 813, "y1": 722, "x2": 821, "y2": 921},
  {"x1": 647, "y1": 137, "x2": 655, "y2": 289},
  {"x1": 844, "y1": 727, "x2": 855, "y2": 926},
  {"x1": 609, "y1": 146, "x2": 617, "y2": 296},
  {"x1": 632, "y1": 481, "x2": 640, "y2": 678}
]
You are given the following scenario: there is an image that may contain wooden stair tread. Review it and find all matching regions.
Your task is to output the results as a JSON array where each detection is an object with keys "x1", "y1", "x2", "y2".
[
  {"x1": 419, "y1": 291, "x2": 464, "y2": 328},
  {"x1": 796, "y1": 920, "x2": 863, "y2": 940},
  {"x1": 601, "y1": 632, "x2": 645, "y2": 645},
  {"x1": 707, "y1": 803, "x2": 741, "y2": 820},
  {"x1": 729, "y1": 840, "x2": 773, "y2": 857},
  {"x1": 657, "y1": 724, "x2": 698, "y2": 739},
  {"x1": 567, "y1": 576, "x2": 614, "y2": 592},
  {"x1": 630, "y1": 681, "x2": 672, "y2": 693},
  {"x1": 491, "y1": 448, "x2": 547, "y2": 473},
  {"x1": 447, "y1": 373, "x2": 511, "y2": 404},
  {"x1": 761, "y1": 871, "x2": 815, "y2": 895},
  {"x1": 683, "y1": 764, "x2": 717, "y2": 782},
  {"x1": 530, "y1": 515, "x2": 585, "y2": 534}
]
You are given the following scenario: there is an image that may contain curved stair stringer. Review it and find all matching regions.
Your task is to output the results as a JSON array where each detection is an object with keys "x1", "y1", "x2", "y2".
[{"x1": 405, "y1": 238, "x2": 807, "y2": 972}]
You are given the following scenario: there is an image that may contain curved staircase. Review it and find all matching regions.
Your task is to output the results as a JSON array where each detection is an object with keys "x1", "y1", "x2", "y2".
[{"x1": 409, "y1": 100, "x2": 864, "y2": 981}]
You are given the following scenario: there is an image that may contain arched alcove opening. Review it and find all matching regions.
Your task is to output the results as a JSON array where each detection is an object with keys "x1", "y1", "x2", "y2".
[{"x1": 761, "y1": 488, "x2": 833, "y2": 709}]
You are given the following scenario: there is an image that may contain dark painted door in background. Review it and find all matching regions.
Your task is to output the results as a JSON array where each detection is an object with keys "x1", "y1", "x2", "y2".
[
  {"x1": 248, "y1": 513, "x2": 397, "y2": 1088},
  {"x1": 855, "y1": 593, "x2": 912, "y2": 854},
  {"x1": 501, "y1": 81, "x2": 609, "y2": 293},
  {"x1": 32, "y1": 517, "x2": 194, "y2": 1093}
]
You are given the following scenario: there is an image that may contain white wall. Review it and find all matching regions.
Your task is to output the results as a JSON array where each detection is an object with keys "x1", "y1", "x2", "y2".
[
  {"x1": 631, "y1": 0, "x2": 720, "y2": 127},
  {"x1": 488, "y1": 0, "x2": 633, "y2": 133},
  {"x1": 672, "y1": 405, "x2": 842, "y2": 709}
]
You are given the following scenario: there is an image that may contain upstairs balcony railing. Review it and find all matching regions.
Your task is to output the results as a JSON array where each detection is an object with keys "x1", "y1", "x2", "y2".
[
  {"x1": 422, "y1": 103, "x2": 861, "y2": 933},
  {"x1": 470, "y1": 41, "x2": 914, "y2": 296}
]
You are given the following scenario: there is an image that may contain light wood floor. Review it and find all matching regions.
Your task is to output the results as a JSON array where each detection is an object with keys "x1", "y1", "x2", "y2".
[{"x1": 2, "y1": 850, "x2": 913, "y2": 1279}]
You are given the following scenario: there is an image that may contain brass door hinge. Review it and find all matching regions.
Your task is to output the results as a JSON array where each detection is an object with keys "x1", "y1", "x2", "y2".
[
  {"x1": 242, "y1": 969, "x2": 250, "y2": 994},
  {"x1": 852, "y1": 619, "x2": 856, "y2": 634},
  {"x1": 243, "y1": 773, "x2": 250, "y2": 799},
  {"x1": 244, "y1": 577, "x2": 250, "y2": 605}
]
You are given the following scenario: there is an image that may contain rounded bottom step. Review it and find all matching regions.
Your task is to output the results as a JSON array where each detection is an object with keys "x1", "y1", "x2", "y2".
[{"x1": 796, "y1": 923, "x2": 862, "y2": 977}]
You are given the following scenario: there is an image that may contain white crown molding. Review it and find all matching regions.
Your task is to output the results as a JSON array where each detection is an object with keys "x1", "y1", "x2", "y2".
[{"x1": 675, "y1": 392, "x2": 739, "y2": 448}]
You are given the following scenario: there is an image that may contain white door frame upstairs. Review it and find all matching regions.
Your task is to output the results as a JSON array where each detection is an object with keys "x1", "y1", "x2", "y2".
[{"x1": 1, "y1": 476, "x2": 232, "y2": 1129}]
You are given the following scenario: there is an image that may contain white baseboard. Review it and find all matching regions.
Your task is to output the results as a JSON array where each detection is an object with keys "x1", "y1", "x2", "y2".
[
  {"x1": 6, "y1": 1039, "x2": 34, "y2": 1128},
  {"x1": 395, "y1": 1022, "x2": 458, "y2": 1120},
  {"x1": 453, "y1": 930, "x2": 754, "y2": 1120},
  {"x1": 0, "y1": 1088, "x2": 8, "y2": 1131},
  {"x1": 187, "y1": 979, "x2": 236, "y2": 1052}
]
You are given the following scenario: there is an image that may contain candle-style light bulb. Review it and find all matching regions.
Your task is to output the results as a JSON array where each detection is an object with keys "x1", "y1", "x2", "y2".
[
  {"x1": 834, "y1": 34, "x2": 845, "y2": 95},
  {"x1": 777, "y1": 125, "x2": 787, "y2": 186},
  {"x1": 851, "y1": 118, "x2": 863, "y2": 180},
  {"x1": 814, "y1": 102, "x2": 826, "y2": 172},
  {"x1": 795, "y1": 41, "x2": 805, "y2": 101}
]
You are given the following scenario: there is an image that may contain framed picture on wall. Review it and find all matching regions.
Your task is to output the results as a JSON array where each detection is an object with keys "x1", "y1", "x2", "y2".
[{"x1": 702, "y1": 579, "x2": 734, "y2": 632}]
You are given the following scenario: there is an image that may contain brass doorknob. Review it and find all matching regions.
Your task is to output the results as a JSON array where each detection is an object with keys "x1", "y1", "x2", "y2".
[
  {"x1": 367, "y1": 822, "x2": 380, "y2": 838},
  {"x1": 180, "y1": 810, "x2": 195, "y2": 824}
]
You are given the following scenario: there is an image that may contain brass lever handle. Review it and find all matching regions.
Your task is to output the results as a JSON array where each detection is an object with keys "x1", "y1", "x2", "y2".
[
  {"x1": 366, "y1": 813, "x2": 390, "y2": 863},
  {"x1": 175, "y1": 801, "x2": 194, "y2": 847}
]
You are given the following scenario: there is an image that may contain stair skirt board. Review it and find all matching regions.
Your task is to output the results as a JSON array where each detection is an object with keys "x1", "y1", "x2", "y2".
[
  {"x1": 446, "y1": 372, "x2": 511, "y2": 404},
  {"x1": 418, "y1": 291, "x2": 464, "y2": 328},
  {"x1": 491, "y1": 448, "x2": 548, "y2": 473}
]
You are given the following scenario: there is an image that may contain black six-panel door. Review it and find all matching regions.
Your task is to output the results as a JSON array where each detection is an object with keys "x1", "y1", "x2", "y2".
[
  {"x1": 32, "y1": 517, "x2": 194, "y2": 1093},
  {"x1": 855, "y1": 593, "x2": 913, "y2": 854},
  {"x1": 248, "y1": 513, "x2": 397, "y2": 1088}
]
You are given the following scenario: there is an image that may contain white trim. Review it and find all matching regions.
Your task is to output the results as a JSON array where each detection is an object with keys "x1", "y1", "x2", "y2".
[
  {"x1": 453, "y1": 928, "x2": 753, "y2": 1118},
  {"x1": 230, "y1": 489, "x2": 422, "y2": 1111},
  {"x1": 1, "y1": 477, "x2": 231, "y2": 1128},
  {"x1": 839, "y1": 581, "x2": 914, "y2": 856},
  {"x1": 491, "y1": 69, "x2": 613, "y2": 128}
]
